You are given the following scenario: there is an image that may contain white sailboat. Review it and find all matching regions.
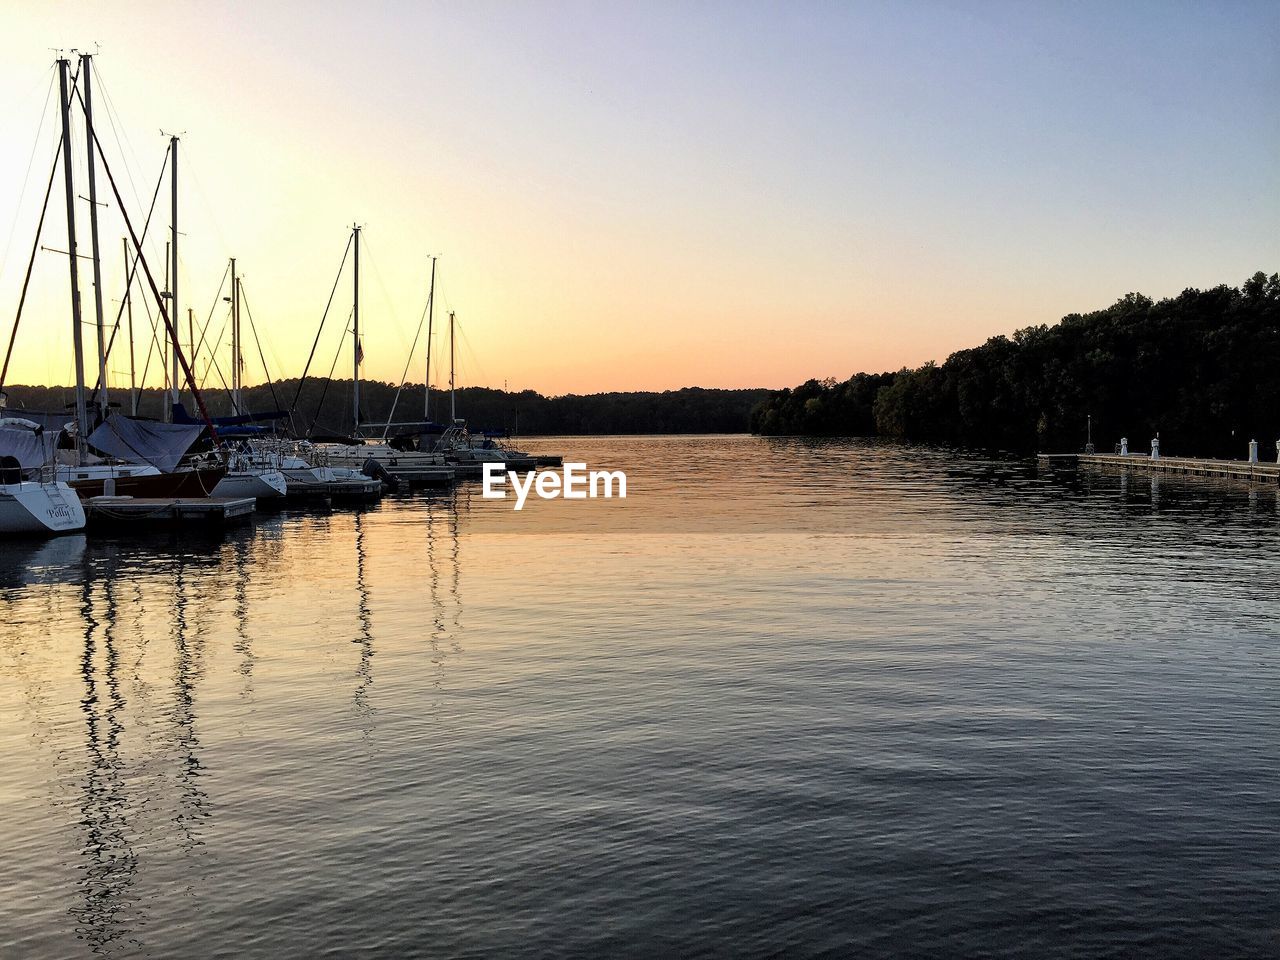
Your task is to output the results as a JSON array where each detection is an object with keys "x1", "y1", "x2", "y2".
[
  {"x1": 314, "y1": 226, "x2": 454, "y2": 485},
  {"x1": 0, "y1": 478, "x2": 85, "y2": 535},
  {"x1": 8, "y1": 56, "x2": 224, "y2": 503},
  {"x1": 428, "y1": 310, "x2": 537, "y2": 471},
  {"x1": 210, "y1": 259, "x2": 287, "y2": 500},
  {"x1": 278, "y1": 441, "x2": 382, "y2": 499},
  {"x1": 0, "y1": 416, "x2": 86, "y2": 535}
]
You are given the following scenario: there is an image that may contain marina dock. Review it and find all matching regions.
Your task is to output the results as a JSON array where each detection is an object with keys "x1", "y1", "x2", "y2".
[
  {"x1": 1038, "y1": 452, "x2": 1280, "y2": 482},
  {"x1": 283, "y1": 477, "x2": 384, "y2": 501},
  {"x1": 85, "y1": 496, "x2": 257, "y2": 527}
]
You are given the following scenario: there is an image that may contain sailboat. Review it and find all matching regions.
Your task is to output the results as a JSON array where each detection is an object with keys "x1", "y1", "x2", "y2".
[
  {"x1": 0, "y1": 55, "x2": 226, "y2": 523},
  {"x1": 37, "y1": 55, "x2": 225, "y2": 500},
  {"x1": 314, "y1": 226, "x2": 455, "y2": 486},
  {"x1": 210, "y1": 259, "x2": 287, "y2": 500},
  {"x1": 0, "y1": 411, "x2": 85, "y2": 535},
  {"x1": 426, "y1": 309, "x2": 537, "y2": 472}
]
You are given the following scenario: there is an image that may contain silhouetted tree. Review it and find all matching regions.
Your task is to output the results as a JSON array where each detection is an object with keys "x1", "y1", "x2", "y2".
[{"x1": 752, "y1": 273, "x2": 1280, "y2": 455}]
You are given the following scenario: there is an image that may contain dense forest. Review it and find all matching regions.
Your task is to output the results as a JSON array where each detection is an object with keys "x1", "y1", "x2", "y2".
[
  {"x1": 0, "y1": 379, "x2": 768, "y2": 438},
  {"x1": 751, "y1": 273, "x2": 1280, "y2": 458},
  {"x1": 7, "y1": 274, "x2": 1277, "y2": 452}
]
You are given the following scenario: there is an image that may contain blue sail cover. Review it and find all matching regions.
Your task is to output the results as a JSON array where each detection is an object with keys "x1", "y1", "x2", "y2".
[
  {"x1": 87, "y1": 416, "x2": 205, "y2": 473},
  {"x1": 0, "y1": 422, "x2": 58, "y2": 469}
]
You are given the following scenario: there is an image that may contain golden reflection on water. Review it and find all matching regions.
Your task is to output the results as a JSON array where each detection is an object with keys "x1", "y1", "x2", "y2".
[
  {"x1": 0, "y1": 499, "x2": 468, "y2": 957},
  {"x1": 2, "y1": 438, "x2": 1279, "y2": 958}
]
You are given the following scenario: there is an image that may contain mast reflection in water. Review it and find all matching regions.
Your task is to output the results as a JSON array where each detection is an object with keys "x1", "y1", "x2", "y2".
[{"x1": 1, "y1": 437, "x2": 1277, "y2": 960}]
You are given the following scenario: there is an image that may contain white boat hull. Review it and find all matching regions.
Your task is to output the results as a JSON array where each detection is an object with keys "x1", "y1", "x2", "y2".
[
  {"x1": 321, "y1": 444, "x2": 454, "y2": 482},
  {"x1": 0, "y1": 481, "x2": 87, "y2": 535},
  {"x1": 214, "y1": 469, "x2": 288, "y2": 500}
]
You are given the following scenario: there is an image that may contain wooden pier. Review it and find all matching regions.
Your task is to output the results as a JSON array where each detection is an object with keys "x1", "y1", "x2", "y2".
[
  {"x1": 1038, "y1": 453, "x2": 1280, "y2": 483},
  {"x1": 85, "y1": 496, "x2": 257, "y2": 527}
]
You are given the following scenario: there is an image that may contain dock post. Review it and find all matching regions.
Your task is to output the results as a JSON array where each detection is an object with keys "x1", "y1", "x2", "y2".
[
  {"x1": 1249, "y1": 439, "x2": 1259, "y2": 464},
  {"x1": 1275, "y1": 440, "x2": 1280, "y2": 465},
  {"x1": 1151, "y1": 437, "x2": 1160, "y2": 460},
  {"x1": 1120, "y1": 437, "x2": 1128, "y2": 456}
]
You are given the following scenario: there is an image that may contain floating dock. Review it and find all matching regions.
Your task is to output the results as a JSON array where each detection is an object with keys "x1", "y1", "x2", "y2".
[
  {"x1": 1038, "y1": 453, "x2": 1280, "y2": 483},
  {"x1": 85, "y1": 496, "x2": 257, "y2": 527},
  {"x1": 284, "y1": 477, "x2": 383, "y2": 501},
  {"x1": 446, "y1": 461, "x2": 486, "y2": 480},
  {"x1": 399, "y1": 466, "x2": 456, "y2": 486}
]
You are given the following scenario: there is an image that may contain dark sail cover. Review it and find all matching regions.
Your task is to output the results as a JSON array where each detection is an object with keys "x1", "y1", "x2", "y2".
[{"x1": 87, "y1": 416, "x2": 205, "y2": 473}]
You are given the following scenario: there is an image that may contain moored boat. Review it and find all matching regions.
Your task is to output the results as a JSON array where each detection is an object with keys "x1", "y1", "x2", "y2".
[
  {"x1": 60, "y1": 462, "x2": 226, "y2": 499},
  {"x1": 0, "y1": 478, "x2": 86, "y2": 535},
  {"x1": 0, "y1": 420, "x2": 86, "y2": 536}
]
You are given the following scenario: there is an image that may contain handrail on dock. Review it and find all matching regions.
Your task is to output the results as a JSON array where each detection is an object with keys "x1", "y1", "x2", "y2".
[{"x1": 1037, "y1": 451, "x2": 1280, "y2": 483}]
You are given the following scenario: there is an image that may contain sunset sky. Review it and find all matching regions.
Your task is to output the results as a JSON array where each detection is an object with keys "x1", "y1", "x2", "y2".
[{"x1": 1, "y1": 1, "x2": 1276, "y2": 396}]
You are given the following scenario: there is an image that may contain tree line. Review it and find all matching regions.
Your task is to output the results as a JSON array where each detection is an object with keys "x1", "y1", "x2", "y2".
[
  {"x1": 8, "y1": 272, "x2": 1276, "y2": 450},
  {"x1": 0, "y1": 378, "x2": 770, "y2": 438},
  {"x1": 751, "y1": 272, "x2": 1280, "y2": 457}
]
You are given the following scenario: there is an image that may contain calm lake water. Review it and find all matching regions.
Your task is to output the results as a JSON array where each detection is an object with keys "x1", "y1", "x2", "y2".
[{"x1": 1, "y1": 435, "x2": 1277, "y2": 959}]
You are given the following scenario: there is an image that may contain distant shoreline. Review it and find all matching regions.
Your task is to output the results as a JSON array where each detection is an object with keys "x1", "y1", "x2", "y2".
[{"x1": 0, "y1": 382, "x2": 770, "y2": 437}]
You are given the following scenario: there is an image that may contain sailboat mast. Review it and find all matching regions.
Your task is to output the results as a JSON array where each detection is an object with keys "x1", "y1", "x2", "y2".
[
  {"x1": 230, "y1": 257, "x2": 240, "y2": 414},
  {"x1": 56, "y1": 58, "x2": 89, "y2": 446},
  {"x1": 123, "y1": 238, "x2": 137, "y2": 415},
  {"x1": 352, "y1": 224, "x2": 361, "y2": 436},
  {"x1": 168, "y1": 134, "x2": 179, "y2": 421},
  {"x1": 163, "y1": 240, "x2": 170, "y2": 402},
  {"x1": 81, "y1": 53, "x2": 110, "y2": 419},
  {"x1": 187, "y1": 308, "x2": 195, "y2": 401},
  {"x1": 424, "y1": 256, "x2": 436, "y2": 420},
  {"x1": 449, "y1": 310, "x2": 456, "y2": 423}
]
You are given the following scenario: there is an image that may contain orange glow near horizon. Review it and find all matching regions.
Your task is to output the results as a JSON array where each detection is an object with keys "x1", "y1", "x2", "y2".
[{"x1": 1, "y1": 3, "x2": 1275, "y2": 397}]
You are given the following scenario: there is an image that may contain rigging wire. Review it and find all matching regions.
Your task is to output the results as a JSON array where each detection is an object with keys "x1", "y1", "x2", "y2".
[
  {"x1": 290, "y1": 232, "x2": 354, "y2": 420},
  {"x1": 380, "y1": 281, "x2": 433, "y2": 438},
  {"x1": 136, "y1": 268, "x2": 166, "y2": 394},
  {"x1": 1, "y1": 61, "x2": 81, "y2": 393},
  {"x1": 88, "y1": 142, "x2": 170, "y2": 402},
  {"x1": 357, "y1": 230, "x2": 413, "y2": 356},
  {"x1": 90, "y1": 62, "x2": 147, "y2": 220},
  {"x1": 237, "y1": 282, "x2": 285, "y2": 417},
  {"x1": 307, "y1": 308, "x2": 353, "y2": 437},
  {"x1": 194, "y1": 296, "x2": 234, "y2": 402},
  {"x1": 453, "y1": 315, "x2": 492, "y2": 392},
  {"x1": 80, "y1": 88, "x2": 221, "y2": 436},
  {"x1": 0, "y1": 64, "x2": 56, "y2": 286},
  {"x1": 0, "y1": 134, "x2": 64, "y2": 392},
  {"x1": 190, "y1": 261, "x2": 230, "y2": 370}
]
